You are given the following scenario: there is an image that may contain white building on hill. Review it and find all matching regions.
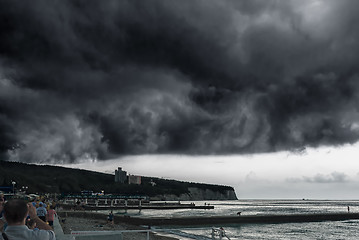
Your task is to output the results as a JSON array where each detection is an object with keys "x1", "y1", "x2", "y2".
[{"x1": 115, "y1": 167, "x2": 127, "y2": 183}]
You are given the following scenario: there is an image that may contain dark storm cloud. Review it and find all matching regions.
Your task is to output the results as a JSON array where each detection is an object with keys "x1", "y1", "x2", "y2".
[{"x1": 1, "y1": 0, "x2": 359, "y2": 162}]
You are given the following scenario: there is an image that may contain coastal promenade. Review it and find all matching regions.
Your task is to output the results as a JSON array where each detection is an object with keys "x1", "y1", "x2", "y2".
[{"x1": 59, "y1": 211, "x2": 359, "y2": 226}]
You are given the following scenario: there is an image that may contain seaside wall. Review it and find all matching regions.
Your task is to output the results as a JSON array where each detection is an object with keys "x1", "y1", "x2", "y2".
[{"x1": 151, "y1": 187, "x2": 237, "y2": 201}]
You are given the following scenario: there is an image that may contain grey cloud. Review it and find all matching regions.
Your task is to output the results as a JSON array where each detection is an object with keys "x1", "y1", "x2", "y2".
[
  {"x1": 1, "y1": 0, "x2": 359, "y2": 162},
  {"x1": 287, "y1": 172, "x2": 349, "y2": 183}
]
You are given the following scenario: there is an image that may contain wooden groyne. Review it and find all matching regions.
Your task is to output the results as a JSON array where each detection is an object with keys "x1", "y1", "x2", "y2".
[
  {"x1": 121, "y1": 213, "x2": 359, "y2": 226},
  {"x1": 59, "y1": 211, "x2": 359, "y2": 226}
]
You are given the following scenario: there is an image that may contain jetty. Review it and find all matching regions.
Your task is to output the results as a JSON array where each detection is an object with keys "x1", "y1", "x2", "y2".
[
  {"x1": 61, "y1": 194, "x2": 214, "y2": 210},
  {"x1": 61, "y1": 204, "x2": 214, "y2": 210},
  {"x1": 59, "y1": 211, "x2": 359, "y2": 226}
]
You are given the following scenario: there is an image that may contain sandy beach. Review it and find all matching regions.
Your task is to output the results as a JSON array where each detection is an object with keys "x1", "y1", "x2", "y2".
[{"x1": 59, "y1": 215, "x2": 178, "y2": 240}]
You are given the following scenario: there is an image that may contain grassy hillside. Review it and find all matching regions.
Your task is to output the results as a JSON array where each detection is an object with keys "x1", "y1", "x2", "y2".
[{"x1": 0, "y1": 161, "x2": 234, "y2": 197}]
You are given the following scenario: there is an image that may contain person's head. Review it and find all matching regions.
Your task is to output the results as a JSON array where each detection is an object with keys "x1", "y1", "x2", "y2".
[{"x1": 4, "y1": 199, "x2": 28, "y2": 225}]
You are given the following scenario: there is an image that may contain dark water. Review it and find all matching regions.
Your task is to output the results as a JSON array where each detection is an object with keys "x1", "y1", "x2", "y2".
[{"x1": 116, "y1": 200, "x2": 359, "y2": 239}]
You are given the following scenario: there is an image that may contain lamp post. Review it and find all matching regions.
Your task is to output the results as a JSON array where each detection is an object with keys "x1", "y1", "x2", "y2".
[
  {"x1": 21, "y1": 186, "x2": 28, "y2": 194},
  {"x1": 11, "y1": 181, "x2": 16, "y2": 195}
]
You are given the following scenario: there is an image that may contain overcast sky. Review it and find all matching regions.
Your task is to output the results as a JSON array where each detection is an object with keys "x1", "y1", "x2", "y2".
[
  {"x1": 1, "y1": 0, "x2": 359, "y2": 198},
  {"x1": 62, "y1": 144, "x2": 359, "y2": 199}
]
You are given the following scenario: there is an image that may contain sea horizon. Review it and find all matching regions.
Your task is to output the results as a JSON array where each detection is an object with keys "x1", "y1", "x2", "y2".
[{"x1": 121, "y1": 199, "x2": 359, "y2": 240}]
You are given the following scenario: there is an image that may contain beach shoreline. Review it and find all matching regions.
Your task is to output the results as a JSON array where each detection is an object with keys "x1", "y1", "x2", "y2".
[
  {"x1": 59, "y1": 210, "x2": 359, "y2": 226},
  {"x1": 58, "y1": 214, "x2": 179, "y2": 240}
]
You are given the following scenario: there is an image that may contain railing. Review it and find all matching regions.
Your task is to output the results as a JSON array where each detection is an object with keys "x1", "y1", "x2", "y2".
[{"x1": 63, "y1": 195, "x2": 149, "y2": 200}]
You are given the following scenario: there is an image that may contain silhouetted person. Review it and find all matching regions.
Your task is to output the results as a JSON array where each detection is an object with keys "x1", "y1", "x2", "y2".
[
  {"x1": 348, "y1": 206, "x2": 350, "y2": 213},
  {"x1": 1, "y1": 199, "x2": 55, "y2": 240},
  {"x1": 107, "y1": 210, "x2": 114, "y2": 225}
]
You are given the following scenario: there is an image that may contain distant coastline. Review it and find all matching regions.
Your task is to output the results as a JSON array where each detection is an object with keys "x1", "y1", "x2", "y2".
[{"x1": 0, "y1": 160, "x2": 237, "y2": 201}]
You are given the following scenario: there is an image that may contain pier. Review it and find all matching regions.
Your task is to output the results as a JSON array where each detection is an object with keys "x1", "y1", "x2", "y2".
[
  {"x1": 60, "y1": 194, "x2": 214, "y2": 210},
  {"x1": 60, "y1": 203, "x2": 214, "y2": 210}
]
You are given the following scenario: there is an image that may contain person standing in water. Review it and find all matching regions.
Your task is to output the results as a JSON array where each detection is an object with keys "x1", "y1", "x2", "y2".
[{"x1": 107, "y1": 210, "x2": 114, "y2": 225}]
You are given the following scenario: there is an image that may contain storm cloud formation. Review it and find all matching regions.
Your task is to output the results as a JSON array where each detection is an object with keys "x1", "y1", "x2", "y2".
[{"x1": 1, "y1": 0, "x2": 359, "y2": 163}]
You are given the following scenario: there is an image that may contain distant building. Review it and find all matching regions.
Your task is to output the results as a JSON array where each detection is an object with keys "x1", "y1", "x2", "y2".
[
  {"x1": 128, "y1": 175, "x2": 141, "y2": 185},
  {"x1": 115, "y1": 167, "x2": 127, "y2": 183}
]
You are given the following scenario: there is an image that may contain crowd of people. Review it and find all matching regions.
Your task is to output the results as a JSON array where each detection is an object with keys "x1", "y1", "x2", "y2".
[{"x1": 0, "y1": 194, "x2": 57, "y2": 240}]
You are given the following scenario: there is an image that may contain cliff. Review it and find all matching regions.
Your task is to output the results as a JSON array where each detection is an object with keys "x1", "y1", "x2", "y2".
[{"x1": 152, "y1": 187, "x2": 237, "y2": 201}]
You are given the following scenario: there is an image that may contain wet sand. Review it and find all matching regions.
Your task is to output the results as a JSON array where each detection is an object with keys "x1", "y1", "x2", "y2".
[
  {"x1": 58, "y1": 211, "x2": 359, "y2": 239},
  {"x1": 59, "y1": 215, "x2": 178, "y2": 240}
]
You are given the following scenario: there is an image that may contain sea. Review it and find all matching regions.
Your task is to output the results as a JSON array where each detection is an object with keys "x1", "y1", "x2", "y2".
[{"x1": 112, "y1": 200, "x2": 359, "y2": 240}]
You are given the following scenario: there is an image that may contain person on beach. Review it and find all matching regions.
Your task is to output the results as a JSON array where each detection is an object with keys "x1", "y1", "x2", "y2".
[
  {"x1": 107, "y1": 210, "x2": 114, "y2": 225},
  {"x1": 36, "y1": 203, "x2": 47, "y2": 222},
  {"x1": 0, "y1": 199, "x2": 55, "y2": 240},
  {"x1": 46, "y1": 206, "x2": 57, "y2": 228},
  {"x1": 220, "y1": 227, "x2": 226, "y2": 238}
]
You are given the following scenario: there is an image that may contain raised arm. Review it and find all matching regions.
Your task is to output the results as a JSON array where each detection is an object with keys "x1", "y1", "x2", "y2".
[{"x1": 27, "y1": 203, "x2": 53, "y2": 230}]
